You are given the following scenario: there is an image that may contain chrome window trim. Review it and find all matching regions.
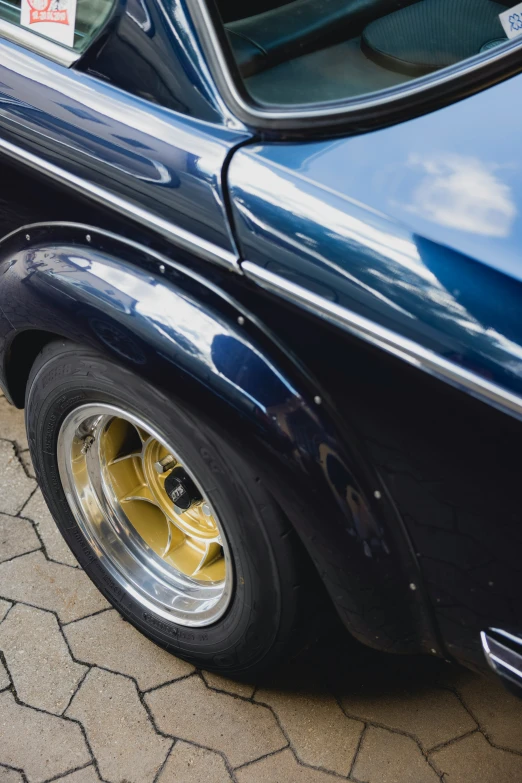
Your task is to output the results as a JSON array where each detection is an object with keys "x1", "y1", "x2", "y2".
[
  {"x1": 0, "y1": 17, "x2": 79, "y2": 67},
  {"x1": 188, "y1": 0, "x2": 522, "y2": 128},
  {"x1": 0, "y1": 134, "x2": 240, "y2": 272},
  {"x1": 242, "y1": 261, "x2": 522, "y2": 423}
]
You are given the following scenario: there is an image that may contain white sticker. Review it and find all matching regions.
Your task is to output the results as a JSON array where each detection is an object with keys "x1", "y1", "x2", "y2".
[
  {"x1": 20, "y1": 0, "x2": 77, "y2": 47},
  {"x1": 499, "y1": 3, "x2": 522, "y2": 39}
]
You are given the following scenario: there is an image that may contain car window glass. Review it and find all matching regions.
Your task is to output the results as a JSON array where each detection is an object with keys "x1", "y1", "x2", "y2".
[
  {"x1": 213, "y1": 0, "x2": 515, "y2": 105},
  {"x1": 0, "y1": 0, "x2": 113, "y2": 50}
]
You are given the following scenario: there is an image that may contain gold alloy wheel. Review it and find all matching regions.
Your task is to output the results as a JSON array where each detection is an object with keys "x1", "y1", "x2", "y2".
[
  {"x1": 101, "y1": 416, "x2": 226, "y2": 583},
  {"x1": 58, "y1": 404, "x2": 233, "y2": 627}
]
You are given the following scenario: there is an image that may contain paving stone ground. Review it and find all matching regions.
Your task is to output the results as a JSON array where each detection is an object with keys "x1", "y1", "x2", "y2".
[{"x1": 0, "y1": 397, "x2": 521, "y2": 782}]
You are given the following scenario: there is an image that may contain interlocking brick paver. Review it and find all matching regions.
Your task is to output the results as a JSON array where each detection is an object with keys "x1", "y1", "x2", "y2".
[
  {"x1": 341, "y1": 685, "x2": 475, "y2": 749},
  {"x1": 146, "y1": 676, "x2": 287, "y2": 767},
  {"x1": 0, "y1": 659, "x2": 9, "y2": 690},
  {"x1": 431, "y1": 731, "x2": 522, "y2": 782},
  {"x1": 352, "y1": 726, "x2": 439, "y2": 783},
  {"x1": 0, "y1": 441, "x2": 36, "y2": 515},
  {"x1": 0, "y1": 513, "x2": 40, "y2": 563},
  {"x1": 0, "y1": 767, "x2": 24, "y2": 783},
  {"x1": 236, "y1": 748, "x2": 340, "y2": 782},
  {"x1": 0, "y1": 690, "x2": 90, "y2": 783},
  {"x1": 0, "y1": 600, "x2": 11, "y2": 624},
  {"x1": 0, "y1": 395, "x2": 29, "y2": 450},
  {"x1": 67, "y1": 667, "x2": 171, "y2": 783},
  {"x1": 64, "y1": 609, "x2": 194, "y2": 690},
  {"x1": 23, "y1": 490, "x2": 78, "y2": 567},
  {"x1": 0, "y1": 400, "x2": 522, "y2": 783},
  {"x1": 0, "y1": 604, "x2": 87, "y2": 714},
  {"x1": 256, "y1": 685, "x2": 363, "y2": 775},
  {"x1": 158, "y1": 742, "x2": 232, "y2": 783},
  {"x1": 451, "y1": 670, "x2": 522, "y2": 753},
  {"x1": 202, "y1": 671, "x2": 256, "y2": 699},
  {"x1": 0, "y1": 551, "x2": 108, "y2": 622},
  {"x1": 19, "y1": 450, "x2": 35, "y2": 479},
  {"x1": 55, "y1": 766, "x2": 102, "y2": 782}
]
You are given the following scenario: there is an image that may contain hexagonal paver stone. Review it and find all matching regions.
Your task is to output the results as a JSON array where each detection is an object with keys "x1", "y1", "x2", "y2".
[
  {"x1": 236, "y1": 749, "x2": 340, "y2": 783},
  {"x1": 158, "y1": 742, "x2": 232, "y2": 783},
  {"x1": 55, "y1": 766, "x2": 102, "y2": 782},
  {"x1": 146, "y1": 676, "x2": 287, "y2": 768},
  {"x1": 0, "y1": 691, "x2": 90, "y2": 783},
  {"x1": 341, "y1": 686, "x2": 475, "y2": 750},
  {"x1": 0, "y1": 513, "x2": 40, "y2": 564},
  {"x1": 431, "y1": 731, "x2": 522, "y2": 783},
  {"x1": 0, "y1": 442, "x2": 36, "y2": 515},
  {"x1": 0, "y1": 766, "x2": 24, "y2": 783},
  {"x1": 352, "y1": 726, "x2": 440, "y2": 783},
  {"x1": 0, "y1": 659, "x2": 9, "y2": 691},
  {"x1": 64, "y1": 609, "x2": 194, "y2": 690},
  {"x1": 0, "y1": 599, "x2": 11, "y2": 624},
  {"x1": 453, "y1": 671, "x2": 522, "y2": 753},
  {"x1": 0, "y1": 396, "x2": 28, "y2": 451},
  {"x1": 0, "y1": 604, "x2": 88, "y2": 714},
  {"x1": 202, "y1": 671, "x2": 256, "y2": 699},
  {"x1": 255, "y1": 686, "x2": 363, "y2": 776},
  {"x1": 0, "y1": 551, "x2": 108, "y2": 622},
  {"x1": 66, "y1": 668, "x2": 172, "y2": 783},
  {"x1": 22, "y1": 490, "x2": 78, "y2": 567}
]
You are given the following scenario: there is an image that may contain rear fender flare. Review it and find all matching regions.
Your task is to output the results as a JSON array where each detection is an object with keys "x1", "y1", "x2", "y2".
[{"x1": 0, "y1": 222, "x2": 440, "y2": 656}]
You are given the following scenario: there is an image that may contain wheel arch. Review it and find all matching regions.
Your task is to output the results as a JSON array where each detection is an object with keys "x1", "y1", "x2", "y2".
[
  {"x1": 0, "y1": 221, "x2": 441, "y2": 658},
  {"x1": 4, "y1": 328, "x2": 62, "y2": 407}
]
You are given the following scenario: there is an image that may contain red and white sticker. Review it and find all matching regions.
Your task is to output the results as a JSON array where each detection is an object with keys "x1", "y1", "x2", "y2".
[{"x1": 21, "y1": 0, "x2": 77, "y2": 47}]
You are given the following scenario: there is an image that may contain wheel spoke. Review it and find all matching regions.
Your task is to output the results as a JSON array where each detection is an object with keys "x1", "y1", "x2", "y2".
[
  {"x1": 136, "y1": 427, "x2": 151, "y2": 443},
  {"x1": 105, "y1": 456, "x2": 145, "y2": 502},
  {"x1": 193, "y1": 541, "x2": 224, "y2": 577},
  {"x1": 121, "y1": 499, "x2": 172, "y2": 558},
  {"x1": 121, "y1": 483, "x2": 157, "y2": 505},
  {"x1": 109, "y1": 452, "x2": 142, "y2": 466},
  {"x1": 102, "y1": 417, "x2": 142, "y2": 463},
  {"x1": 162, "y1": 533, "x2": 223, "y2": 582}
]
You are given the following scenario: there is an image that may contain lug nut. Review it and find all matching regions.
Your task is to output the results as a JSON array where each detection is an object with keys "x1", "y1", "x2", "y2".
[{"x1": 154, "y1": 455, "x2": 176, "y2": 474}]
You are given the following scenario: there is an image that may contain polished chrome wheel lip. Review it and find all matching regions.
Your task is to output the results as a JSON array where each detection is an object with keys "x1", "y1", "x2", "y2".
[{"x1": 57, "y1": 403, "x2": 233, "y2": 627}]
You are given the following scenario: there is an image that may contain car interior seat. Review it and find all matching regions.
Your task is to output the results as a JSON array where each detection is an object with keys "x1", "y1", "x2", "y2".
[{"x1": 362, "y1": 0, "x2": 510, "y2": 75}]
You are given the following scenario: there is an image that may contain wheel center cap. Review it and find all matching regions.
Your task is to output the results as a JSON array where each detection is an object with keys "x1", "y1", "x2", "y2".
[{"x1": 164, "y1": 467, "x2": 202, "y2": 512}]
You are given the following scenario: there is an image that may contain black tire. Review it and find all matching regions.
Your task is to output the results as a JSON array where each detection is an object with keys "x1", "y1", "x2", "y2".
[{"x1": 25, "y1": 339, "x2": 311, "y2": 678}]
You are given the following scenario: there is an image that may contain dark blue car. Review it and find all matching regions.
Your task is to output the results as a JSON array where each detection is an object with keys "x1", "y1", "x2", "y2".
[{"x1": 0, "y1": 0, "x2": 520, "y2": 690}]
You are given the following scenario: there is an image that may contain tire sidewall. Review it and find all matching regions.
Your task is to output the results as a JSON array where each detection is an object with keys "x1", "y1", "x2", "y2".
[{"x1": 26, "y1": 343, "x2": 289, "y2": 672}]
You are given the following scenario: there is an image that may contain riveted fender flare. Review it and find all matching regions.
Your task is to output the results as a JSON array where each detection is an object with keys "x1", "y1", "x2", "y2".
[{"x1": 0, "y1": 223, "x2": 441, "y2": 656}]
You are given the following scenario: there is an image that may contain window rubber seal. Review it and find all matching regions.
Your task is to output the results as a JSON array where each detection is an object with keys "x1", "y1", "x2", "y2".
[{"x1": 185, "y1": 0, "x2": 522, "y2": 137}]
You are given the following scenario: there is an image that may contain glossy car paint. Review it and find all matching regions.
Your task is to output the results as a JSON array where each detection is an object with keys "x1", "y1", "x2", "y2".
[
  {"x1": 225, "y1": 273, "x2": 522, "y2": 672},
  {"x1": 0, "y1": 224, "x2": 439, "y2": 657},
  {"x1": 0, "y1": 0, "x2": 518, "y2": 676},
  {"x1": 0, "y1": 37, "x2": 248, "y2": 258},
  {"x1": 228, "y1": 72, "x2": 522, "y2": 671},
  {"x1": 229, "y1": 72, "x2": 522, "y2": 402}
]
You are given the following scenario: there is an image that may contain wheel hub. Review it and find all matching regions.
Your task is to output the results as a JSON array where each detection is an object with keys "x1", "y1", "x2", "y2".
[{"x1": 57, "y1": 404, "x2": 233, "y2": 626}]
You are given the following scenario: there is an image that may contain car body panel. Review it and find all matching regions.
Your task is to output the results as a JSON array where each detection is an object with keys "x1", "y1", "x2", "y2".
[
  {"x1": 225, "y1": 266, "x2": 522, "y2": 673},
  {"x1": 229, "y1": 74, "x2": 522, "y2": 405},
  {"x1": 227, "y1": 72, "x2": 522, "y2": 674},
  {"x1": 80, "y1": 0, "x2": 232, "y2": 122},
  {"x1": 0, "y1": 223, "x2": 439, "y2": 657},
  {"x1": 0, "y1": 0, "x2": 518, "y2": 681},
  {"x1": 0, "y1": 39, "x2": 249, "y2": 261}
]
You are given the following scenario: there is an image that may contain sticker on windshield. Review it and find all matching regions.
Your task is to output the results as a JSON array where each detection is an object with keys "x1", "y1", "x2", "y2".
[
  {"x1": 499, "y1": 2, "x2": 522, "y2": 39},
  {"x1": 20, "y1": 0, "x2": 77, "y2": 47}
]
